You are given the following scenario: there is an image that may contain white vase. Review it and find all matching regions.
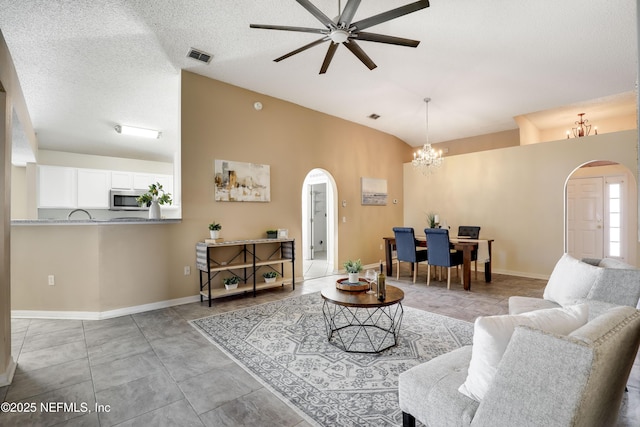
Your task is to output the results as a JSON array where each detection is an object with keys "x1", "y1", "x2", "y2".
[
  {"x1": 264, "y1": 277, "x2": 276, "y2": 284},
  {"x1": 210, "y1": 230, "x2": 220, "y2": 239},
  {"x1": 149, "y1": 201, "x2": 161, "y2": 219},
  {"x1": 348, "y1": 272, "x2": 360, "y2": 284}
]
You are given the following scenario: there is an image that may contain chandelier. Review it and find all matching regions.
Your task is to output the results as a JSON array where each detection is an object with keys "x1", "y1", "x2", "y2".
[
  {"x1": 412, "y1": 98, "x2": 443, "y2": 174},
  {"x1": 567, "y1": 113, "x2": 597, "y2": 138}
]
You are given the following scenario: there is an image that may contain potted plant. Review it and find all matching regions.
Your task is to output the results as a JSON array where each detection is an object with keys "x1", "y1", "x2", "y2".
[
  {"x1": 222, "y1": 276, "x2": 240, "y2": 290},
  {"x1": 343, "y1": 259, "x2": 363, "y2": 284},
  {"x1": 263, "y1": 271, "x2": 279, "y2": 283},
  {"x1": 266, "y1": 229, "x2": 278, "y2": 239},
  {"x1": 209, "y1": 221, "x2": 222, "y2": 239},
  {"x1": 426, "y1": 212, "x2": 439, "y2": 229},
  {"x1": 137, "y1": 182, "x2": 172, "y2": 219}
]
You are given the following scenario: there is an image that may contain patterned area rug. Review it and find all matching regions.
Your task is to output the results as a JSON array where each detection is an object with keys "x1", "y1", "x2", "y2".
[{"x1": 190, "y1": 292, "x2": 473, "y2": 426}]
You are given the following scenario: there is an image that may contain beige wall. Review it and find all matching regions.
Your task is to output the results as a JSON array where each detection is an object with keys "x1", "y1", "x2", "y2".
[
  {"x1": 11, "y1": 223, "x2": 180, "y2": 313},
  {"x1": 434, "y1": 129, "x2": 519, "y2": 156},
  {"x1": 404, "y1": 130, "x2": 638, "y2": 279},
  {"x1": 10, "y1": 165, "x2": 26, "y2": 218},
  {"x1": 179, "y1": 71, "x2": 412, "y2": 273}
]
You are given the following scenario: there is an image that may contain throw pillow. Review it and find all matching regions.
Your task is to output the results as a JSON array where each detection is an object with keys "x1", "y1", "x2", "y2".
[
  {"x1": 543, "y1": 253, "x2": 602, "y2": 305},
  {"x1": 458, "y1": 304, "x2": 588, "y2": 402}
]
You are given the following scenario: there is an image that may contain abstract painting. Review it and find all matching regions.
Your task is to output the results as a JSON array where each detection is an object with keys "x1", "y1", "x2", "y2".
[{"x1": 214, "y1": 159, "x2": 270, "y2": 202}]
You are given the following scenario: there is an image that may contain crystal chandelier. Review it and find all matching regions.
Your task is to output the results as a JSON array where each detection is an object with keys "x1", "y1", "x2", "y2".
[
  {"x1": 566, "y1": 113, "x2": 597, "y2": 138},
  {"x1": 412, "y1": 98, "x2": 443, "y2": 174}
]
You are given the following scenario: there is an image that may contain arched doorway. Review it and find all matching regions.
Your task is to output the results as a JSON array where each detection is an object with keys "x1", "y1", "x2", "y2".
[
  {"x1": 301, "y1": 169, "x2": 338, "y2": 279},
  {"x1": 565, "y1": 160, "x2": 637, "y2": 262}
]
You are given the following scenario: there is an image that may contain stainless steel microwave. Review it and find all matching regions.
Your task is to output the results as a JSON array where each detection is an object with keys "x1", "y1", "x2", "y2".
[{"x1": 109, "y1": 189, "x2": 148, "y2": 210}]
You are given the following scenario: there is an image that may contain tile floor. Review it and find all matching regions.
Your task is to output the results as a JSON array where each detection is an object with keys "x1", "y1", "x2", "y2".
[{"x1": 1, "y1": 268, "x2": 638, "y2": 426}]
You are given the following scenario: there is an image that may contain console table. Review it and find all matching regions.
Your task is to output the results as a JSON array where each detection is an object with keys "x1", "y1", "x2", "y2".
[{"x1": 196, "y1": 238, "x2": 295, "y2": 306}]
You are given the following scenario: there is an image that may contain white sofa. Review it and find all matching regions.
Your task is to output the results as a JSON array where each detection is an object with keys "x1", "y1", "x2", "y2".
[
  {"x1": 509, "y1": 254, "x2": 640, "y2": 319},
  {"x1": 398, "y1": 255, "x2": 640, "y2": 427}
]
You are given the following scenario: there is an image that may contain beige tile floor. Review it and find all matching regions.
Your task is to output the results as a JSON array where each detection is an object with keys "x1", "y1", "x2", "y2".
[{"x1": 1, "y1": 267, "x2": 638, "y2": 426}]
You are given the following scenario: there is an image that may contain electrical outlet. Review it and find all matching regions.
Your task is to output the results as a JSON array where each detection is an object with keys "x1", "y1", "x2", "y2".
[
  {"x1": 184, "y1": 266, "x2": 191, "y2": 276},
  {"x1": 48, "y1": 275, "x2": 55, "y2": 286},
  {"x1": 380, "y1": 244, "x2": 383, "y2": 250}
]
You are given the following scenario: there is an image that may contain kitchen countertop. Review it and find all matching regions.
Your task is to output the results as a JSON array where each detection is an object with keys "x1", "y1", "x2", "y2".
[{"x1": 11, "y1": 218, "x2": 181, "y2": 226}]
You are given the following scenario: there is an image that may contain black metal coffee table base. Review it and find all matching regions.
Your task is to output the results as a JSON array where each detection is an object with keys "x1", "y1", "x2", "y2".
[{"x1": 321, "y1": 300, "x2": 404, "y2": 353}]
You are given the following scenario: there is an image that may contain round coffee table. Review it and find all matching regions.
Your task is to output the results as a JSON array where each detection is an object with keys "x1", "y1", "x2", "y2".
[{"x1": 321, "y1": 284, "x2": 404, "y2": 353}]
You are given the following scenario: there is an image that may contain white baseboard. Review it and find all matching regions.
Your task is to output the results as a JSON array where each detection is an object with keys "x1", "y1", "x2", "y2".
[
  {"x1": 11, "y1": 295, "x2": 202, "y2": 321},
  {"x1": 0, "y1": 357, "x2": 16, "y2": 387}
]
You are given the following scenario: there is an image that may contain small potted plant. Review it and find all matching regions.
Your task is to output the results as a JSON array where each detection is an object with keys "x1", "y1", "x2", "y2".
[
  {"x1": 222, "y1": 276, "x2": 240, "y2": 290},
  {"x1": 266, "y1": 229, "x2": 278, "y2": 239},
  {"x1": 426, "y1": 212, "x2": 438, "y2": 229},
  {"x1": 343, "y1": 259, "x2": 363, "y2": 284},
  {"x1": 209, "y1": 221, "x2": 222, "y2": 239},
  {"x1": 137, "y1": 182, "x2": 172, "y2": 219},
  {"x1": 263, "y1": 271, "x2": 279, "y2": 283}
]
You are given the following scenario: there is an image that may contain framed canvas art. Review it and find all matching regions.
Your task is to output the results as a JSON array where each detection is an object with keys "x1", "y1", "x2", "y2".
[
  {"x1": 361, "y1": 177, "x2": 387, "y2": 205},
  {"x1": 214, "y1": 159, "x2": 270, "y2": 202}
]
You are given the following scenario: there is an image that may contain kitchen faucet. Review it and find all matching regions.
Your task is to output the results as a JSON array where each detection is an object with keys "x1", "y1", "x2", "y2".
[{"x1": 67, "y1": 208, "x2": 93, "y2": 220}]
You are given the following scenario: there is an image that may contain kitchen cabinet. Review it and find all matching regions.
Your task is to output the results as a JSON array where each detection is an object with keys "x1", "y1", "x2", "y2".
[
  {"x1": 38, "y1": 165, "x2": 173, "y2": 210},
  {"x1": 111, "y1": 171, "x2": 133, "y2": 189},
  {"x1": 133, "y1": 173, "x2": 173, "y2": 195},
  {"x1": 38, "y1": 165, "x2": 77, "y2": 208},
  {"x1": 196, "y1": 239, "x2": 295, "y2": 306},
  {"x1": 77, "y1": 169, "x2": 110, "y2": 208}
]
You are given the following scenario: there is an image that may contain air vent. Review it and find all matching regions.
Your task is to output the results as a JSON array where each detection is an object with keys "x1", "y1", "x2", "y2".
[
  {"x1": 187, "y1": 48, "x2": 213, "y2": 64},
  {"x1": 368, "y1": 113, "x2": 381, "y2": 120}
]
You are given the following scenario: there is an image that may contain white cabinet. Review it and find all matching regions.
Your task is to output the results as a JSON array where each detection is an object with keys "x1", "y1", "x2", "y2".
[
  {"x1": 38, "y1": 165, "x2": 173, "y2": 210},
  {"x1": 77, "y1": 169, "x2": 110, "y2": 208},
  {"x1": 38, "y1": 166, "x2": 77, "y2": 208},
  {"x1": 133, "y1": 173, "x2": 154, "y2": 190},
  {"x1": 133, "y1": 173, "x2": 173, "y2": 195},
  {"x1": 111, "y1": 171, "x2": 133, "y2": 189}
]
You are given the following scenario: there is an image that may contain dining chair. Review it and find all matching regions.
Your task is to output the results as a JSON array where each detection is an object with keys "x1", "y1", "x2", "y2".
[
  {"x1": 393, "y1": 227, "x2": 428, "y2": 283},
  {"x1": 424, "y1": 228, "x2": 463, "y2": 289},
  {"x1": 458, "y1": 226, "x2": 481, "y2": 278}
]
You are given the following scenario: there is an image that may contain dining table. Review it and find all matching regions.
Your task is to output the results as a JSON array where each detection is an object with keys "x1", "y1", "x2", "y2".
[{"x1": 382, "y1": 234, "x2": 494, "y2": 291}]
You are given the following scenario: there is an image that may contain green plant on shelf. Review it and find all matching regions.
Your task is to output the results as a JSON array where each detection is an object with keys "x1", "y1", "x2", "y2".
[
  {"x1": 263, "y1": 271, "x2": 279, "y2": 279},
  {"x1": 209, "y1": 221, "x2": 222, "y2": 231},
  {"x1": 222, "y1": 276, "x2": 240, "y2": 285}
]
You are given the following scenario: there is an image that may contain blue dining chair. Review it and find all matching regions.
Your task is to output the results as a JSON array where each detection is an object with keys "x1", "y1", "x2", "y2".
[
  {"x1": 424, "y1": 228, "x2": 463, "y2": 289},
  {"x1": 458, "y1": 226, "x2": 481, "y2": 278},
  {"x1": 393, "y1": 227, "x2": 428, "y2": 283}
]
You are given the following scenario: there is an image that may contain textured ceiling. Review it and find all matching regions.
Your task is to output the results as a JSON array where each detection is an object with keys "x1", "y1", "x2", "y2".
[{"x1": 0, "y1": 0, "x2": 637, "y2": 165}]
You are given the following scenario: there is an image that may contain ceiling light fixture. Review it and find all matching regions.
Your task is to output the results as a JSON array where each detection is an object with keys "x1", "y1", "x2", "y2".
[
  {"x1": 114, "y1": 125, "x2": 162, "y2": 139},
  {"x1": 566, "y1": 113, "x2": 597, "y2": 138},
  {"x1": 412, "y1": 98, "x2": 443, "y2": 175}
]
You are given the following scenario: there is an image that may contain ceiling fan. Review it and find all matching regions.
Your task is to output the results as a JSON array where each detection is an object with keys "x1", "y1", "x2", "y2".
[{"x1": 250, "y1": 0, "x2": 429, "y2": 74}]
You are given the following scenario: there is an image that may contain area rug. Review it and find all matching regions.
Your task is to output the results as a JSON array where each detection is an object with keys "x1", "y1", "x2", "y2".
[{"x1": 190, "y1": 292, "x2": 473, "y2": 426}]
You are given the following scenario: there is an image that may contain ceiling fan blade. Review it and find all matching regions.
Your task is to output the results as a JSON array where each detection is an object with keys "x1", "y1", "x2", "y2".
[
  {"x1": 353, "y1": 32, "x2": 420, "y2": 47},
  {"x1": 352, "y1": 0, "x2": 429, "y2": 31},
  {"x1": 274, "y1": 37, "x2": 329, "y2": 62},
  {"x1": 319, "y1": 43, "x2": 339, "y2": 74},
  {"x1": 295, "y1": 0, "x2": 336, "y2": 29},
  {"x1": 343, "y1": 40, "x2": 377, "y2": 70},
  {"x1": 338, "y1": 0, "x2": 361, "y2": 28},
  {"x1": 250, "y1": 24, "x2": 327, "y2": 35}
]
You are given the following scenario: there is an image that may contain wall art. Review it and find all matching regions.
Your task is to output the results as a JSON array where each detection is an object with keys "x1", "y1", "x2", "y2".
[
  {"x1": 214, "y1": 159, "x2": 270, "y2": 202},
  {"x1": 361, "y1": 177, "x2": 387, "y2": 205}
]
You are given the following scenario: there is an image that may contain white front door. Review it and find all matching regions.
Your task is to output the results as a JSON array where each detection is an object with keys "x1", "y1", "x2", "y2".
[{"x1": 567, "y1": 177, "x2": 604, "y2": 259}]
